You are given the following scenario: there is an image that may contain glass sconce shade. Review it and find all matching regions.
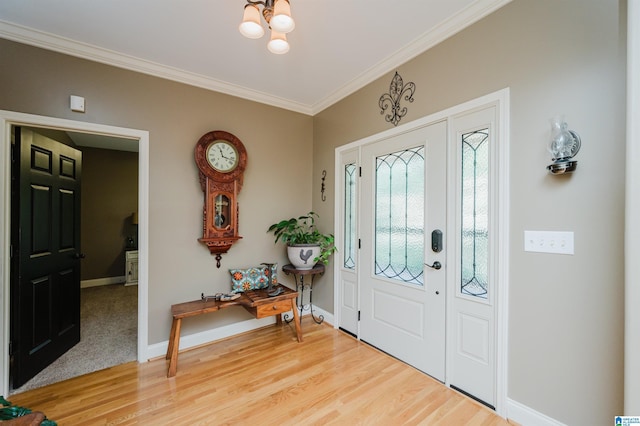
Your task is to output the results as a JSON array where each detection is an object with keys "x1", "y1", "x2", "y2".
[
  {"x1": 268, "y1": 30, "x2": 290, "y2": 54},
  {"x1": 239, "y1": 4, "x2": 265, "y2": 39},
  {"x1": 548, "y1": 115, "x2": 580, "y2": 161},
  {"x1": 271, "y1": 0, "x2": 295, "y2": 33},
  {"x1": 546, "y1": 115, "x2": 581, "y2": 175}
]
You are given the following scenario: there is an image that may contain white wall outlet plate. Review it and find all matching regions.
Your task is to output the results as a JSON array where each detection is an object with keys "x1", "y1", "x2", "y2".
[{"x1": 524, "y1": 230, "x2": 574, "y2": 255}]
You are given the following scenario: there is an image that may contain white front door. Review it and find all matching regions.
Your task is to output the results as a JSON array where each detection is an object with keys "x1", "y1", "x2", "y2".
[
  {"x1": 335, "y1": 91, "x2": 507, "y2": 414},
  {"x1": 359, "y1": 121, "x2": 447, "y2": 381}
]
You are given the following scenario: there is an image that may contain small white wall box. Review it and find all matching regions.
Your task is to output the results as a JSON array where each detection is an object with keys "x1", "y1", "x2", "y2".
[{"x1": 70, "y1": 95, "x2": 85, "y2": 113}]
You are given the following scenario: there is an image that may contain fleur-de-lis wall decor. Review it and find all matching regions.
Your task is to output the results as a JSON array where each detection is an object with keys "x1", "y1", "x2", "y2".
[{"x1": 379, "y1": 71, "x2": 416, "y2": 127}]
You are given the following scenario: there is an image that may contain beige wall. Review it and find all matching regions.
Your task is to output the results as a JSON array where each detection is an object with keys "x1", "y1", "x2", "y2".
[
  {"x1": 0, "y1": 0, "x2": 627, "y2": 422},
  {"x1": 313, "y1": 0, "x2": 625, "y2": 424},
  {"x1": 81, "y1": 147, "x2": 139, "y2": 281},
  {"x1": 0, "y1": 38, "x2": 314, "y2": 344}
]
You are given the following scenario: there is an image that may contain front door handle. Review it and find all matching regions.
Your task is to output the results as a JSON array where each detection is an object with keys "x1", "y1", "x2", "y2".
[{"x1": 425, "y1": 261, "x2": 441, "y2": 270}]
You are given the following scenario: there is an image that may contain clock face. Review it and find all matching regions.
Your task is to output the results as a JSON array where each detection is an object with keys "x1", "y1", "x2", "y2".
[{"x1": 206, "y1": 141, "x2": 239, "y2": 172}]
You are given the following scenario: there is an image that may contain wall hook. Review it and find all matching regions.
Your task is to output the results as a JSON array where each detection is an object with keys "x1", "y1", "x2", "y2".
[{"x1": 321, "y1": 170, "x2": 327, "y2": 202}]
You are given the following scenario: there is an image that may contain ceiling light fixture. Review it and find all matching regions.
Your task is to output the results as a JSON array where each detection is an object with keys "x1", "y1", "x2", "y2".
[{"x1": 239, "y1": 0, "x2": 295, "y2": 54}]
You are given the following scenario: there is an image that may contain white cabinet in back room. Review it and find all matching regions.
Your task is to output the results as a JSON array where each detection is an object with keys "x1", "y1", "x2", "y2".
[{"x1": 125, "y1": 250, "x2": 138, "y2": 286}]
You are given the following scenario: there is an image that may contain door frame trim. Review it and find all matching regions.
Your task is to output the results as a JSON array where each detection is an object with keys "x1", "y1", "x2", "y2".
[
  {"x1": 0, "y1": 110, "x2": 149, "y2": 395},
  {"x1": 626, "y1": 0, "x2": 640, "y2": 412},
  {"x1": 333, "y1": 88, "x2": 509, "y2": 417}
]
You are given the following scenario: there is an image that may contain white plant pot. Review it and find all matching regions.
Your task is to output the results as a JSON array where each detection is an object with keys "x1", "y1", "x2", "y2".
[{"x1": 287, "y1": 244, "x2": 321, "y2": 270}]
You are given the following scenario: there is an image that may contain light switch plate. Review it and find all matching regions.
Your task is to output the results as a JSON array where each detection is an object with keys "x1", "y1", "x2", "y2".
[{"x1": 524, "y1": 230, "x2": 574, "y2": 255}]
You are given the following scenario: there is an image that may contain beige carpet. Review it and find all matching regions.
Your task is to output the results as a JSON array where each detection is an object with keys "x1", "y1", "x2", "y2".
[{"x1": 11, "y1": 283, "x2": 138, "y2": 394}]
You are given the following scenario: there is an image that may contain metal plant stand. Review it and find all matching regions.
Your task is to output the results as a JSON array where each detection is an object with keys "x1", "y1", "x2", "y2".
[{"x1": 282, "y1": 263, "x2": 325, "y2": 324}]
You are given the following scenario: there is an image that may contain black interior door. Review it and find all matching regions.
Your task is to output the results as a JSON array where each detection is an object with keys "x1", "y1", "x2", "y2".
[{"x1": 11, "y1": 127, "x2": 82, "y2": 388}]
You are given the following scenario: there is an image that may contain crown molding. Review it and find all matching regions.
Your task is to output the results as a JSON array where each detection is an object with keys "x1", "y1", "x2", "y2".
[
  {"x1": 0, "y1": 20, "x2": 313, "y2": 115},
  {"x1": 0, "y1": 0, "x2": 511, "y2": 117}
]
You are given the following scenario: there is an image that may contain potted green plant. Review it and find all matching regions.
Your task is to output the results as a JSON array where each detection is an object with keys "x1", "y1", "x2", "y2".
[{"x1": 267, "y1": 211, "x2": 336, "y2": 270}]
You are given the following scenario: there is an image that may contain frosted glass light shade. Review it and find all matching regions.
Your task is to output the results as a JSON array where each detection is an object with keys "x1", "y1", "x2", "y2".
[
  {"x1": 239, "y1": 4, "x2": 265, "y2": 39},
  {"x1": 267, "y1": 30, "x2": 290, "y2": 54},
  {"x1": 271, "y1": 0, "x2": 295, "y2": 33},
  {"x1": 548, "y1": 115, "x2": 576, "y2": 160}
]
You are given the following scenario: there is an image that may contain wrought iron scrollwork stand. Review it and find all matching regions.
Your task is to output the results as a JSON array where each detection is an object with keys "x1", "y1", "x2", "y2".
[{"x1": 282, "y1": 263, "x2": 325, "y2": 324}]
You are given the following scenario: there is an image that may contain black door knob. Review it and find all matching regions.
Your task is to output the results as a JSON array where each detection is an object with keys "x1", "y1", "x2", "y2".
[{"x1": 425, "y1": 261, "x2": 441, "y2": 270}]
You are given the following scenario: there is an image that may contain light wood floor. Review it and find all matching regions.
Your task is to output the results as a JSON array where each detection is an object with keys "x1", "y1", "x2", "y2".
[{"x1": 10, "y1": 317, "x2": 512, "y2": 425}]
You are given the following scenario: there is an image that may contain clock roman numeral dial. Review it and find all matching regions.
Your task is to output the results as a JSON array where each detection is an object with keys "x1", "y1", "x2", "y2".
[{"x1": 206, "y1": 141, "x2": 238, "y2": 172}]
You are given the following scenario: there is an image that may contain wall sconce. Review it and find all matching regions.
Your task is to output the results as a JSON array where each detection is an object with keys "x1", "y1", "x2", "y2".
[{"x1": 547, "y1": 115, "x2": 581, "y2": 175}]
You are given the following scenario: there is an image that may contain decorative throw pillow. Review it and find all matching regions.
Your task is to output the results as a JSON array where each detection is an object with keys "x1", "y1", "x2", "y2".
[{"x1": 230, "y1": 263, "x2": 278, "y2": 293}]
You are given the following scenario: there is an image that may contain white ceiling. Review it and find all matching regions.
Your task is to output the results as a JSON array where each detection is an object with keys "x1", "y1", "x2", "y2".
[{"x1": 0, "y1": 0, "x2": 510, "y2": 115}]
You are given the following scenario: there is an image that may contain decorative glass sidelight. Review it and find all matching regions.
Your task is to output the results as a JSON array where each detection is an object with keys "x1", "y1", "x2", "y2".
[
  {"x1": 461, "y1": 129, "x2": 489, "y2": 298},
  {"x1": 375, "y1": 146, "x2": 425, "y2": 285},
  {"x1": 344, "y1": 163, "x2": 357, "y2": 269}
]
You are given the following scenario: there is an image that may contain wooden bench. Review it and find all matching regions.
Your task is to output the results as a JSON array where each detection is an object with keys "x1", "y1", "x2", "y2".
[{"x1": 166, "y1": 285, "x2": 302, "y2": 377}]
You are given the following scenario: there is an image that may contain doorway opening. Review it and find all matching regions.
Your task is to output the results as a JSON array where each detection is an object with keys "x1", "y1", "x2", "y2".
[
  {"x1": 0, "y1": 110, "x2": 150, "y2": 397},
  {"x1": 10, "y1": 126, "x2": 140, "y2": 393}
]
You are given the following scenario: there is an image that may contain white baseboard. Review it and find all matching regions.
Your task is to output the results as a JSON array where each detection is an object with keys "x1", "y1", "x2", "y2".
[
  {"x1": 305, "y1": 304, "x2": 334, "y2": 326},
  {"x1": 146, "y1": 304, "x2": 334, "y2": 360},
  {"x1": 507, "y1": 398, "x2": 566, "y2": 426},
  {"x1": 81, "y1": 276, "x2": 125, "y2": 288}
]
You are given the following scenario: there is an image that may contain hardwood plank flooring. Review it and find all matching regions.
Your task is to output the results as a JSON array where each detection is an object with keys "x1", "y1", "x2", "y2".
[{"x1": 10, "y1": 317, "x2": 512, "y2": 425}]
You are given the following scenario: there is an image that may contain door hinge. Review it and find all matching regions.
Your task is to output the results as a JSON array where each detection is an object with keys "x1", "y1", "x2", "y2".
[
  {"x1": 9, "y1": 341, "x2": 13, "y2": 356},
  {"x1": 359, "y1": 167, "x2": 362, "y2": 177},
  {"x1": 358, "y1": 239, "x2": 361, "y2": 249},
  {"x1": 358, "y1": 311, "x2": 361, "y2": 321}
]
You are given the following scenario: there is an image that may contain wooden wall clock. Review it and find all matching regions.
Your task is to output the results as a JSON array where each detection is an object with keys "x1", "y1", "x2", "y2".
[{"x1": 194, "y1": 130, "x2": 247, "y2": 267}]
